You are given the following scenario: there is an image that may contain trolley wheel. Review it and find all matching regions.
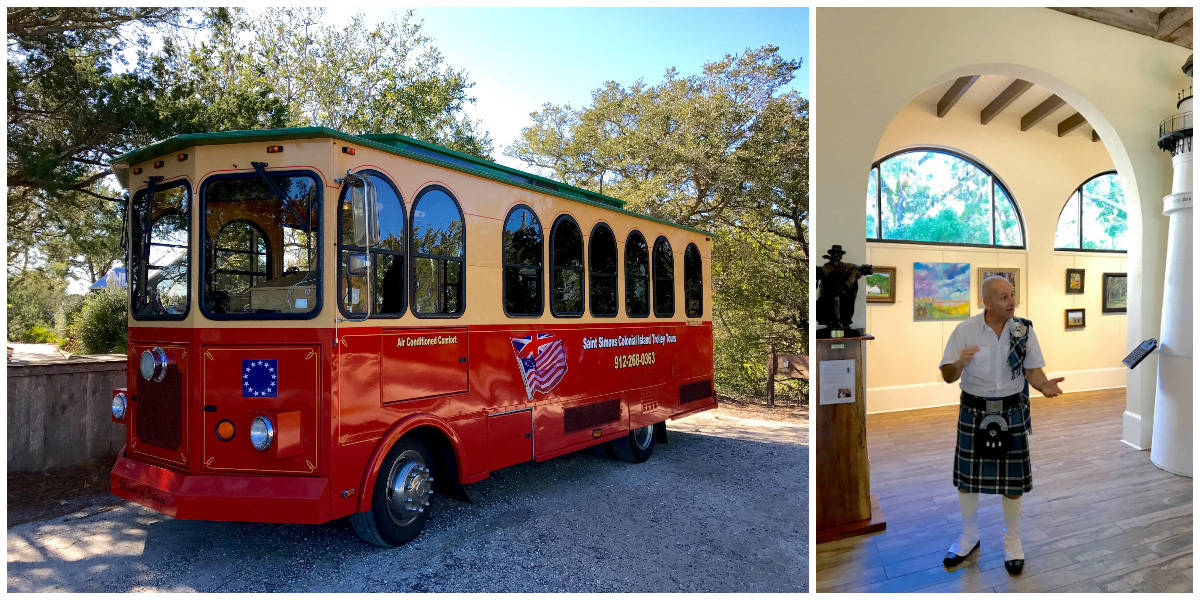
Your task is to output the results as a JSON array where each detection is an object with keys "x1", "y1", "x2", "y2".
[
  {"x1": 350, "y1": 437, "x2": 435, "y2": 547},
  {"x1": 609, "y1": 423, "x2": 657, "y2": 463}
]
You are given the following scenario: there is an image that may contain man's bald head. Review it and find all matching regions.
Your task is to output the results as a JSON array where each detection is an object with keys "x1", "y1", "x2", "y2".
[{"x1": 981, "y1": 275, "x2": 1016, "y2": 321}]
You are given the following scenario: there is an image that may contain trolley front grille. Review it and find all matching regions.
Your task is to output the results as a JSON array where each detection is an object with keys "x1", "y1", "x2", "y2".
[{"x1": 135, "y1": 366, "x2": 183, "y2": 451}]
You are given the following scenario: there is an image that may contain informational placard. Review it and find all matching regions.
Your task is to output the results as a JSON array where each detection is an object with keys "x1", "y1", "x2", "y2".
[{"x1": 819, "y1": 359, "x2": 856, "y2": 405}]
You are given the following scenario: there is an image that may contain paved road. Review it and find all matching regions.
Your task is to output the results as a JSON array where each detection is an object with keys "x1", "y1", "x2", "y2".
[{"x1": 8, "y1": 407, "x2": 807, "y2": 593}]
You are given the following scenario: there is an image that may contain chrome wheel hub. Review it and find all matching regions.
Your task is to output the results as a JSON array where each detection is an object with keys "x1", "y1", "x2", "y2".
[
  {"x1": 385, "y1": 450, "x2": 434, "y2": 526},
  {"x1": 632, "y1": 424, "x2": 654, "y2": 450}
]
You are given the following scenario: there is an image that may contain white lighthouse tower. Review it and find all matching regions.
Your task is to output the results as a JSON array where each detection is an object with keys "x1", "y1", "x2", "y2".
[{"x1": 1150, "y1": 55, "x2": 1192, "y2": 477}]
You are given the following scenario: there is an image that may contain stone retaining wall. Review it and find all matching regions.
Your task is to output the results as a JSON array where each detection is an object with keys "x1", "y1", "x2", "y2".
[{"x1": 7, "y1": 356, "x2": 127, "y2": 472}]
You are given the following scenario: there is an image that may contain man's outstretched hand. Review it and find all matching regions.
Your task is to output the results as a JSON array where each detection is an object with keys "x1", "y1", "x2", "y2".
[{"x1": 1041, "y1": 377, "x2": 1065, "y2": 397}]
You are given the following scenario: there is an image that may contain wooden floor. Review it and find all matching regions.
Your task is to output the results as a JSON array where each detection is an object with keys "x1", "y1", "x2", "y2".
[{"x1": 815, "y1": 389, "x2": 1192, "y2": 593}]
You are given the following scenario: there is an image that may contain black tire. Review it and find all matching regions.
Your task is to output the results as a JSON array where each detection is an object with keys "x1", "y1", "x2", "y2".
[
  {"x1": 609, "y1": 423, "x2": 657, "y2": 463},
  {"x1": 350, "y1": 436, "x2": 435, "y2": 547}
]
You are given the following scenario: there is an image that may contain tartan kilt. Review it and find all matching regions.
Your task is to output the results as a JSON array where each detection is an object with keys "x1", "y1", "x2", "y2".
[{"x1": 953, "y1": 401, "x2": 1032, "y2": 495}]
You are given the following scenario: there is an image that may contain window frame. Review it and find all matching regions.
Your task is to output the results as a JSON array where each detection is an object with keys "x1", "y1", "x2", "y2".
[
  {"x1": 683, "y1": 242, "x2": 703, "y2": 319},
  {"x1": 213, "y1": 218, "x2": 271, "y2": 290},
  {"x1": 624, "y1": 230, "x2": 650, "y2": 318},
  {"x1": 130, "y1": 178, "x2": 192, "y2": 321},
  {"x1": 1053, "y1": 170, "x2": 1127, "y2": 254},
  {"x1": 408, "y1": 184, "x2": 466, "y2": 319},
  {"x1": 198, "y1": 169, "x2": 324, "y2": 321},
  {"x1": 336, "y1": 169, "x2": 408, "y2": 319},
  {"x1": 588, "y1": 222, "x2": 619, "y2": 318},
  {"x1": 501, "y1": 203, "x2": 544, "y2": 318},
  {"x1": 652, "y1": 235, "x2": 675, "y2": 318},
  {"x1": 549, "y1": 214, "x2": 585, "y2": 318},
  {"x1": 866, "y1": 147, "x2": 1026, "y2": 249}
]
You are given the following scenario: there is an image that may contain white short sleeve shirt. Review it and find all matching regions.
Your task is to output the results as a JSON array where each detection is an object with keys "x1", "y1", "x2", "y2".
[{"x1": 940, "y1": 312, "x2": 1045, "y2": 397}]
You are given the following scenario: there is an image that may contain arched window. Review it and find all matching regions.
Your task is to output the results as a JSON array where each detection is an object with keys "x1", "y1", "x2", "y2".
[
  {"x1": 131, "y1": 181, "x2": 190, "y2": 319},
  {"x1": 338, "y1": 171, "x2": 406, "y2": 317},
  {"x1": 865, "y1": 148, "x2": 1025, "y2": 248},
  {"x1": 653, "y1": 236, "x2": 674, "y2": 318},
  {"x1": 625, "y1": 231, "x2": 649, "y2": 318},
  {"x1": 550, "y1": 215, "x2": 584, "y2": 317},
  {"x1": 502, "y1": 205, "x2": 543, "y2": 316},
  {"x1": 213, "y1": 220, "x2": 270, "y2": 307},
  {"x1": 589, "y1": 223, "x2": 618, "y2": 318},
  {"x1": 1054, "y1": 171, "x2": 1127, "y2": 251},
  {"x1": 410, "y1": 186, "x2": 464, "y2": 317},
  {"x1": 684, "y1": 243, "x2": 702, "y2": 318}
]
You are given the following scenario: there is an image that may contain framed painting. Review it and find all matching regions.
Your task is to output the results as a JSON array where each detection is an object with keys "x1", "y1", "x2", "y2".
[
  {"x1": 1102, "y1": 272, "x2": 1127, "y2": 313},
  {"x1": 976, "y1": 267, "x2": 1020, "y2": 306},
  {"x1": 1065, "y1": 308, "x2": 1086, "y2": 329},
  {"x1": 1066, "y1": 268, "x2": 1085, "y2": 294},
  {"x1": 913, "y1": 262, "x2": 970, "y2": 321},
  {"x1": 865, "y1": 266, "x2": 897, "y2": 303}
]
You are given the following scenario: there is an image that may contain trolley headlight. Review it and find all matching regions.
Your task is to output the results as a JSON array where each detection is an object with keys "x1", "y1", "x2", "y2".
[
  {"x1": 111, "y1": 393, "x2": 128, "y2": 420},
  {"x1": 249, "y1": 416, "x2": 275, "y2": 451},
  {"x1": 139, "y1": 347, "x2": 168, "y2": 382}
]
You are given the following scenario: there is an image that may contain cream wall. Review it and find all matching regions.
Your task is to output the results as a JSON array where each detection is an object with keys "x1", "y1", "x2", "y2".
[
  {"x1": 814, "y1": 8, "x2": 1190, "y2": 446},
  {"x1": 862, "y1": 101, "x2": 1129, "y2": 413}
]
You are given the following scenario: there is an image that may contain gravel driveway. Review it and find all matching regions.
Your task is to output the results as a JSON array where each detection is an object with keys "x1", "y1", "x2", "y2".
[{"x1": 7, "y1": 405, "x2": 807, "y2": 593}]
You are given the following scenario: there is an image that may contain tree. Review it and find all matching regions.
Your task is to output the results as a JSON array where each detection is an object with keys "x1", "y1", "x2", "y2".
[
  {"x1": 159, "y1": 8, "x2": 492, "y2": 158},
  {"x1": 508, "y1": 46, "x2": 808, "y2": 403}
]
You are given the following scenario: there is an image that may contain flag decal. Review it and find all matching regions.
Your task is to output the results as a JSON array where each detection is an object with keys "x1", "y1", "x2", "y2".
[
  {"x1": 242, "y1": 359, "x2": 278, "y2": 397},
  {"x1": 511, "y1": 334, "x2": 568, "y2": 399}
]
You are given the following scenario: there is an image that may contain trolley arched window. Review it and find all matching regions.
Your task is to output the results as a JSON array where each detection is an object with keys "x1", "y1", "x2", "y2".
[
  {"x1": 625, "y1": 231, "x2": 650, "y2": 318},
  {"x1": 1054, "y1": 171, "x2": 1127, "y2": 252},
  {"x1": 213, "y1": 219, "x2": 270, "y2": 305},
  {"x1": 130, "y1": 180, "x2": 190, "y2": 319},
  {"x1": 589, "y1": 223, "x2": 618, "y2": 318},
  {"x1": 865, "y1": 148, "x2": 1025, "y2": 248},
  {"x1": 338, "y1": 171, "x2": 407, "y2": 317},
  {"x1": 550, "y1": 215, "x2": 584, "y2": 317},
  {"x1": 410, "y1": 186, "x2": 465, "y2": 317},
  {"x1": 653, "y1": 236, "x2": 674, "y2": 318},
  {"x1": 684, "y1": 243, "x2": 702, "y2": 318},
  {"x1": 502, "y1": 205, "x2": 543, "y2": 316}
]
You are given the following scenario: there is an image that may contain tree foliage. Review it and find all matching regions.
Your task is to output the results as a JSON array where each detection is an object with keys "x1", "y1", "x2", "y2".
[
  {"x1": 509, "y1": 46, "x2": 808, "y2": 402},
  {"x1": 159, "y1": 7, "x2": 492, "y2": 157}
]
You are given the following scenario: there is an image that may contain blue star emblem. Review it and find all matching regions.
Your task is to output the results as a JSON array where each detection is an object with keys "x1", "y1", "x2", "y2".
[{"x1": 242, "y1": 359, "x2": 278, "y2": 398}]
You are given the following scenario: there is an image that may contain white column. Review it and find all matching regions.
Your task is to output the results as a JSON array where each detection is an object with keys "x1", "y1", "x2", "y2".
[{"x1": 1150, "y1": 142, "x2": 1192, "y2": 476}]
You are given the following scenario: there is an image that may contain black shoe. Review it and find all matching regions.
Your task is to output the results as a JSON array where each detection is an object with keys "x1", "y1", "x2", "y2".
[
  {"x1": 1004, "y1": 559, "x2": 1024, "y2": 575},
  {"x1": 942, "y1": 540, "x2": 979, "y2": 568}
]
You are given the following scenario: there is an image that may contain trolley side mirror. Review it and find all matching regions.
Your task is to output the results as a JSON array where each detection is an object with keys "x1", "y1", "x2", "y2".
[
  {"x1": 349, "y1": 178, "x2": 380, "y2": 247},
  {"x1": 346, "y1": 252, "x2": 369, "y2": 276}
]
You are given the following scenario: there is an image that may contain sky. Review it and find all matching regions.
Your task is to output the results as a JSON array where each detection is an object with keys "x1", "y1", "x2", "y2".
[{"x1": 322, "y1": 6, "x2": 808, "y2": 170}]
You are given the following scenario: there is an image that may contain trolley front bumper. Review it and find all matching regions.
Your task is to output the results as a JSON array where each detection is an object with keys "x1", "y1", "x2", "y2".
[{"x1": 110, "y1": 453, "x2": 331, "y2": 524}]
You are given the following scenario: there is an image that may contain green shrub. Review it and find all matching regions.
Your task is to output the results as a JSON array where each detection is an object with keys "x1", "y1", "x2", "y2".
[
  {"x1": 55, "y1": 294, "x2": 87, "y2": 345},
  {"x1": 71, "y1": 288, "x2": 127, "y2": 354}
]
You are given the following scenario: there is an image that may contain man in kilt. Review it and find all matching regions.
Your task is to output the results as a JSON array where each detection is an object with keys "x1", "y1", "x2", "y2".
[{"x1": 938, "y1": 276, "x2": 1064, "y2": 575}]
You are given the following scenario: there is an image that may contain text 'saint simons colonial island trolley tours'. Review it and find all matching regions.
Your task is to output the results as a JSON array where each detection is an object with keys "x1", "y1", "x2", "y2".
[{"x1": 106, "y1": 127, "x2": 716, "y2": 546}]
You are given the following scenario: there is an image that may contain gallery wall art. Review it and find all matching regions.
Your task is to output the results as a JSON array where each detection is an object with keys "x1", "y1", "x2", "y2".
[
  {"x1": 913, "y1": 262, "x2": 969, "y2": 321},
  {"x1": 1066, "y1": 268, "x2": 1085, "y2": 294},
  {"x1": 1103, "y1": 272, "x2": 1127, "y2": 313},
  {"x1": 865, "y1": 266, "x2": 897, "y2": 303},
  {"x1": 976, "y1": 267, "x2": 1020, "y2": 306}
]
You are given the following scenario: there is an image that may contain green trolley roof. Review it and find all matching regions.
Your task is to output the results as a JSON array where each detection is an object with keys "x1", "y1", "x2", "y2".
[{"x1": 111, "y1": 126, "x2": 712, "y2": 236}]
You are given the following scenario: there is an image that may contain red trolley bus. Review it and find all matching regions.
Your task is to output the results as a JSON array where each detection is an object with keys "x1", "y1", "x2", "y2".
[{"x1": 107, "y1": 127, "x2": 715, "y2": 546}]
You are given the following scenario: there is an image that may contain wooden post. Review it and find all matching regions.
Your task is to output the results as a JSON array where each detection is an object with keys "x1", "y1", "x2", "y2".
[
  {"x1": 815, "y1": 335, "x2": 885, "y2": 543},
  {"x1": 766, "y1": 343, "x2": 777, "y2": 407}
]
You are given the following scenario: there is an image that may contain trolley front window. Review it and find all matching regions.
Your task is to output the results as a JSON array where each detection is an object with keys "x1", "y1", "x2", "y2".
[
  {"x1": 200, "y1": 171, "x2": 322, "y2": 319},
  {"x1": 131, "y1": 180, "x2": 191, "y2": 319}
]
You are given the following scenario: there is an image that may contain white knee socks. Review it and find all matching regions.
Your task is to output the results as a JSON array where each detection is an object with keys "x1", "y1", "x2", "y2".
[
  {"x1": 950, "y1": 490, "x2": 980, "y2": 556},
  {"x1": 1002, "y1": 495, "x2": 1024, "y2": 560}
]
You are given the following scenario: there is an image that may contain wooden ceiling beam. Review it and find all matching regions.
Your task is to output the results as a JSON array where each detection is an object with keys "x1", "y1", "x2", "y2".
[
  {"x1": 1156, "y1": 7, "x2": 1192, "y2": 38},
  {"x1": 1058, "y1": 112, "x2": 1087, "y2": 137},
  {"x1": 937, "y1": 76, "x2": 978, "y2": 118},
  {"x1": 1092, "y1": 129, "x2": 1100, "y2": 143},
  {"x1": 980, "y1": 79, "x2": 1033, "y2": 125},
  {"x1": 1020, "y1": 94, "x2": 1065, "y2": 131},
  {"x1": 1052, "y1": 7, "x2": 1159, "y2": 37}
]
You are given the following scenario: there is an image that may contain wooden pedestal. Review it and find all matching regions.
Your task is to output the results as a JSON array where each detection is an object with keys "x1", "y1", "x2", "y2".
[{"x1": 815, "y1": 335, "x2": 886, "y2": 543}]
